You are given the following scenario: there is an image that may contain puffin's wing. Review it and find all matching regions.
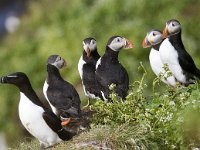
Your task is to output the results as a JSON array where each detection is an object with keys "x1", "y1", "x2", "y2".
[
  {"x1": 42, "y1": 110, "x2": 62, "y2": 132},
  {"x1": 95, "y1": 67, "x2": 109, "y2": 88},
  {"x1": 115, "y1": 66, "x2": 129, "y2": 99},
  {"x1": 47, "y1": 87, "x2": 72, "y2": 111},
  {"x1": 178, "y1": 50, "x2": 198, "y2": 75},
  {"x1": 95, "y1": 69, "x2": 110, "y2": 99},
  {"x1": 42, "y1": 110, "x2": 74, "y2": 140}
]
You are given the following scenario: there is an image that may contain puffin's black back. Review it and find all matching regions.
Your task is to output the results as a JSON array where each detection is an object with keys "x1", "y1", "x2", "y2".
[
  {"x1": 169, "y1": 31, "x2": 200, "y2": 79},
  {"x1": 96, "y1": 46, "x2": 129, "y2": 100},
  {"x1": 46, "y1": 64, "x2": 81, "y2": 117}
]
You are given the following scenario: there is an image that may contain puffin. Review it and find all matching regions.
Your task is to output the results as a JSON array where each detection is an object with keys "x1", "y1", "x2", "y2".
[
  {"x1": 95, "y1": 35, "x2": 133, "y2": 100},
  {"x1": 0, "y1": 72, "x2": 74, "y2": 148},
  {"x1": 78, "y1": 37, "x2": 102, "y2": 105},
  {"x1": 142, "y1": 29, "x2": 177, "y2": 87},
  {"x1": 43, "y1": 55, "x2": 81, "y2": 127},
  {"x1": 160, "y1": 19, "x2": 200, "y2": 85}
]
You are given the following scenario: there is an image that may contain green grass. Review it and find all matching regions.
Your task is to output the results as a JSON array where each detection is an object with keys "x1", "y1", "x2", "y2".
[
  {"x1": 10, "y1": 69, "x2": 200, "y2": 149},
  {"x1": 14, "y1": 124, "x2": 149, "y2": 150}
]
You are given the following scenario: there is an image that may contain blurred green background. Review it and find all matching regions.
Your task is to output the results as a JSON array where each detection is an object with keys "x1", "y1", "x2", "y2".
[{"x1": 0, "y1": 0, "x2": 200, "y2": 146}]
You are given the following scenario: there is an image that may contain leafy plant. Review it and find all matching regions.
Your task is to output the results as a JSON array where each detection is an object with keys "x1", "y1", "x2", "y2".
[{"x1": 92, "y1": 64, "x2": 200, "y2": 149}]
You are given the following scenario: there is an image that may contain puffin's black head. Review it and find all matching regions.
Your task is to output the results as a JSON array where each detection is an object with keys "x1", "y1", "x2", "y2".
[
  {"x1": 0, "y1": 72, "x2": 30, "y2": 88},
  {"x1": 47, "y1": 55, "x2": 66, "y2": 69},
  {"x1": 142, "y1": 29, "x2": 163, "y2": 48},
  {"x1": 163, "y1": 19, "x2": 181, "y2": 38},
  {"x1": 106, "y1": 35, "x2": 133, "y2": 52},
  {"x1": 83, "y1": 37, "x2": 97, "y2": 58}
]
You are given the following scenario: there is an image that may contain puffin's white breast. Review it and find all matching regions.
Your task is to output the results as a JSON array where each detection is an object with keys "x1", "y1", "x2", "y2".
[
  {"x1": 149, "y1": 48, "x2": 176, "y2": 86},
  {"x1": 78, "y1": 56, "x2": 86, "y2": 79},
  {"x1": 159, "y1": 38, "x2": 186, "y2": 83},
  {"x1": 95, "y1": 57, "x2": 101, "y2": 70},
  {"x1": 18, "y1": 92, "x2": 62, "y2": 147},
  {"x1": 149, "y1": 49, "x2": 165, "y2": 76}
]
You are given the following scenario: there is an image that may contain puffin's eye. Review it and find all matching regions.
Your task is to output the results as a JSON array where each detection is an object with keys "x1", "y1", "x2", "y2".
[
  {"x1": 92, "y1": 40, "x2": 95, "y2": 45},
  {"x1": 172, "y1": 23, "x2": 175, "y2": 27},
  {"x1": 117, "y1": 38, "x2": 120, "y2": 42},
  {"x1": 57, "y1": 57, "x2": 61, "y2": 61},
  {"x1": 153, "y1": 32, "x2": 156, "y2": 36}
]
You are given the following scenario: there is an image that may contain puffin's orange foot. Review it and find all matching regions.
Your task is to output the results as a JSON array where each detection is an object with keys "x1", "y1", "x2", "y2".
[{"x1": 61, "y1": 118, "x2": 71, "y2": 127}]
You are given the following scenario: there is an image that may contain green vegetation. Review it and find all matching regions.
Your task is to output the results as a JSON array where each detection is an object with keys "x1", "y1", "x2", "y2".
[
  {"x1": 92, "y1": 67, "x2": 200, "y2": 149},
  {"x1": 14, "y1": 70, "x2": 200, "y2": 149},
  {"x1": 0, "y1": 0, "x2": 200, "y2": 149}
]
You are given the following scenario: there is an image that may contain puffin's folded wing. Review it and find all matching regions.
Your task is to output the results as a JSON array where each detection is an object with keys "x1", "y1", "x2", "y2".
[
  {"x1": 47, "y1": 88, "x2": 73, "y2": 111},
  {"x1": 42, "y1": 110, "x2": 74, "y2": 140},
  {"x1": 115, "y1": 67, "x2": 129, "y2": 99},
  {"x1": 42, "y1": 110, "x2": 62, "y2": 132},
  {"x1": 179, "y1": 50, "x2": 199, "y2": 76}
]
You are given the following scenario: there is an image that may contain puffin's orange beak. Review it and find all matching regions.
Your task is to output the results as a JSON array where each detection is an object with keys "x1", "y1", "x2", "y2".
[
  {"x1": 86, "y1": 47, "x2": 91, "y2": 58},
  {"x1": 162, "y1": 27, "x2": 168, "y2": 39},
  {"x1": 142, "y1": 37, "x2": 149, "y2": 48},
  {"x1": 62, "y1": 59, "x2": 67, "y2": 67},
  {"x1": 124, "y1": 39, "x2": 133, "y2": 49},
  {"x1": 142, "y1": 37, "x2": 153, "y2": 48}
]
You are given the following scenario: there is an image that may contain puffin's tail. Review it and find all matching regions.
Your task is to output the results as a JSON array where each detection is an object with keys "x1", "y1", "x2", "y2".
[{"x1": 43, "y1": 110, "x2": 75, "y2": 141}]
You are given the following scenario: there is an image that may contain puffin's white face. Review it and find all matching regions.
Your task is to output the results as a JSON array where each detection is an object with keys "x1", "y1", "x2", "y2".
[
  {"x1": 53, "y1": 55, "x2": 66, "y2": 69},
  {"x1": 83, "y1": 39, "x2": 97, "y2": 58},
  {"x1": 142, "y1": 30, "x2": 163, "y2": 48},
  {"x1": 47, "y1": 55, "x2": 66, "y2": 69},
  {"x1": 83, "y1": 39, "x2": 97, "y2": 52},
  {"x1": 163, "y1": 19, "x2": 181, "y2": 37},
  {"x1": 108, "y1": 37, "x2": 132, "y2": 51}
]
